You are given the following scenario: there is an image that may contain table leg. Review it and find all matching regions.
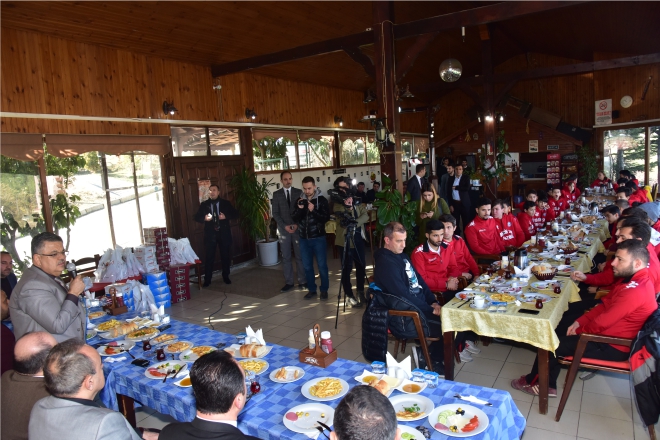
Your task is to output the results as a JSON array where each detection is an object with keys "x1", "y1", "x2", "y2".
[
  {"x1": 537, "y1": 348, "x2": 549, "y2": 414},
  {"x1": 444, "y1": 331, "x2": 455, "y2": 381},
  {"x1": 195, "y1": 262, "x2": 203, "y2": 290},
  {"x1": 117, "y1": 393, "x2": 137, "y2": 428}
]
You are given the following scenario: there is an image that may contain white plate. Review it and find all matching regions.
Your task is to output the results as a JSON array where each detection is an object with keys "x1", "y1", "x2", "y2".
[
  {"x1": 530, "y1": 281, "x2": 562, "y2": 290},
  {"x1": 283, "y1": 403, "x2": 334, "y2": 435},
  {"x1": 97, "y1": 331, "x2": 125, "y2": 341},
  {"x1": 229, "y1": 344, "x2": 274, "y2": 359},
  {"x1": 144, "y1": 360, "x2": 187, "y2": 380},
  {"x1": 97, "y1": 340, "x2": 136, "y2": 357},
  {"x1": 237, "y1": 358, "x2": 270, "y2": 375},
  {"x1": 269, "y1": 366, "x2": 305, "y2": 383},
  {"x1": 174, "y1": 372, "x2": 192, "y2": 388},
  {"x1": 165, "y1": 340, "x2": 195, "y2": 354},
  {"x1": 469, "y1": 302, "x2": 489, "y2": 310},
  {"x1": 429, "y1": 403, "x2": 489, "y2": 437},
  {"x1": 398, "y1": 425, "x2": 426, "y2": 440},
  {"x1": 353, "y1": 371, "x2": 383, "y2": 385},
  {"x1": 86, "y1": 329, "x2": 97, "y2": 340},
  {"x1": 519, "y1": 293, "x2": 553, "y2": 303},
  {"x1": 455, "y1": 291, "x2": 478, "y2": 301},
  {"x1": 396, "y1": 379, "x2": 427, "y2": 394},
  {"x1": 125, "y1": 329, "x2": 160, "y2": 342},
  {"x1": 389, "y1": 394, "x2": 435, "y2": 422},
  {"x1": 301, "y1": 377, "x2": 350, "y2": 402},
  {"x1": 88, "y1": 311, "x2": 108, "y2": 320},
  {"x1": 179, "y1": 346, "x2": 217, "y2": 362},
  {"x1": 557, "y1": 265, "x2": 574, "y2": 275}
]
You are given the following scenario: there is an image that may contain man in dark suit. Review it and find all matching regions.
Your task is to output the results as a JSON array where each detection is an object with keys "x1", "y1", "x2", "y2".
[
  {"x1": 1, "y1": 251, "x2": 18, "y2": 298},
  {"x1": 406, "y1": 164, "x2": 427, "y2": 202},
  {"x1": 160, "y1": 350, "x2": 260, "y2": 440},
  {"x1": 271, "y1": 171, "x2": 306, "y2": 292},
  {"x1": 194, "y1": 185, "x2": 239, "y2": 286},
  {"x1": 449, "y1": 163, "x2": 471, "y2": 235},
  {"x1": 364, "y1": 181, "x2": 380, "y2": 204}
]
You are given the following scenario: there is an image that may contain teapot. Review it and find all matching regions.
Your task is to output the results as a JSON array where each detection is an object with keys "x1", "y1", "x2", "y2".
[{"x1": 514, "y1": 249, "x2": 528, "y2": 270}]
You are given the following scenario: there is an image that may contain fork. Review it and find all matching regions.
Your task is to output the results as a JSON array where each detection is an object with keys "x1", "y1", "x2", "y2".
[
  {"x1": 120, "y1": 344, "x2": 135, "y2": 359},
  {"x1": 315, "y1": 426, "x2": 330, "y2": 439},
  {"x1": 162, "y1": 369, "x2": 175, "y2": 383}
]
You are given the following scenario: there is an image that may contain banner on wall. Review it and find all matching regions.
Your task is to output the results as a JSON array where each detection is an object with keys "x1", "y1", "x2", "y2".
[{"x1": 595, "y1": 99, "x2": 612, "y2": 126}]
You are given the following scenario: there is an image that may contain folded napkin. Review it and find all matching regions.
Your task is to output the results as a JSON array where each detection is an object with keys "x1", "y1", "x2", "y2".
[
  {"x1": 651, "y1": 228, "x2": 660, "y2": 246},
  {"x1": 570, "y1": 214, "x2": 580, "y2": 222},
  {"x1": 513, "y1": 266, "x2": 531, "y2": 277},
  {"x1": 104, "y1": 356, "x2": 127, "y2": 363},
  {"x1": 245, "y1": 326, "x2": 266, "y2": 345},
  {"x1": 459, "y1": 395, "x2": 490, "y2": 405},
  {"x1": 386, "y1": 352, "x2": 411, "y2": 380},
  {"x1": 158, "y1": 305, "x2": 165, "y2": 316}
]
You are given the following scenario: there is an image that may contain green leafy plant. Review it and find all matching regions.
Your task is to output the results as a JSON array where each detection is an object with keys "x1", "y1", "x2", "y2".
[
  {"x1": 373, "y1": 174, "x2": 418, "y2": 253},
  {"x1": 229, "y1": 167, "x2": 275, "y2": 243},
  {"x1": 576, "y1": 144, "x2": 599, "y2": 188},
  {"x1": 479, "y1": 130, "x2": 511, "y2": 198}
]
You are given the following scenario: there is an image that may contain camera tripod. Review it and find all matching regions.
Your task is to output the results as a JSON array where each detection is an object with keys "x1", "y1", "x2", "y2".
[{"x1": 334, "y1": 212, "x2": 365, "y2": 329}]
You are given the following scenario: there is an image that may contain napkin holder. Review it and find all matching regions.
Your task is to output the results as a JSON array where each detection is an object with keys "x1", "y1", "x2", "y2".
[
  {"x1": 102, "y1": 286, "x2": 128, "y2": 316},
  {"x1": 299, "y1": 323, "x2": 337, "y2": 368}
]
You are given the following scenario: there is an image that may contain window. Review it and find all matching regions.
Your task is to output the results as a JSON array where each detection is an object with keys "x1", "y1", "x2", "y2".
[
  {"x1": 210, "y1": 128, "x2": 240, "y2": 156},
  {"x1": 171, "y1": 127, "x2": 241, "y2": 157},
  {"x1": 252, "y1": 136, "x2": 295, "y2": 171},
  {"x1": 604, "y1": 128, "x2": 646, "y2": 185},
  {"x1": 297, "y1": 134, "x2": 333, "y2": 169},
  {"x1": 650, "y1": 126, "x2": 659, "y2": 189},
  {"x1": 366, "y1": 138, "x2": 381, "y2": 164},
  {"x1": 401, "y1": 138, "x2": 413, "y2": 162},
  {"x1": 413, "y1": 136, "x2": 428, "y2": 158},
  {"x1": 340, "y1": 138, "x2": 366, "y2": 166}
]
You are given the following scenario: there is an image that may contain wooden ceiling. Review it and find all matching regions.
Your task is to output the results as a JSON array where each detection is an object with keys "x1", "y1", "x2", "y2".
[{"x1": 2, "y1": 1, "x2": 660, "y2": 102}]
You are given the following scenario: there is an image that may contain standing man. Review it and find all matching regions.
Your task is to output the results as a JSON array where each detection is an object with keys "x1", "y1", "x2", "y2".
[
  {"x1": 439, "y1": 162, "x2": 454, "y2": 206},
  {"x1": 271, "y1": 172, "x2": 306, "y2": 292},
  {"x1": 9, "y1": 232, "x2": 86, "y2": 342},
  {"x1": 364, "y1": 181, "x2": 380, "y2": 204},
  {"x1": 406, "y1": 164, "x2": 426, "y2": 202},
  {"x1": 194, "y1": 184, "x2": 238, "y2": 286},
  {"x1": 449, "y1": 163, "x2": 471, "y2": 234},
  {"x1": 1, "y1": 251, "x2": 18, "y2": 298},
  {"x1": 293, "y1": 176, "x2": 330, "y2": 300},
  {"x1": 461, "y1": 159, "x2": 472, "y2": 177}
]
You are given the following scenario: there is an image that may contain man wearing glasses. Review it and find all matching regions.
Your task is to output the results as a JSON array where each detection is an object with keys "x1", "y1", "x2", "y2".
[{"x1": 9, "y1": 232, "x2": 86, "y2": 342}]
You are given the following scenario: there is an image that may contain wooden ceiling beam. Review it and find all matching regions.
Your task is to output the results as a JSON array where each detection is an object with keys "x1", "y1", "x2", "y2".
[
  {"x1": 343, "y1": 46, "x2": 375, "y2": 78},
  {"x1": 396, "y1": 33, "x2": 437, "y2": 83}
]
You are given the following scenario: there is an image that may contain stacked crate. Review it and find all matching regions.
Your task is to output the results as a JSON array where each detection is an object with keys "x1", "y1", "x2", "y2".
[
  {"x1": 143, "y1": 227, "x2": 170, "y2": 271},
  {"x1": 169, "y1": 265, "x2": 191, "y2": 303},
  {"x1": 144, "y1": 272, "x2": 171, "y2": 308},
  {"x1": 134, "y1": 245, "x2": 159, "y2": 273}
]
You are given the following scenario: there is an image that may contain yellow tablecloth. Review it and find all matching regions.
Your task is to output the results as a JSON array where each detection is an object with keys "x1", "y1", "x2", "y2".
[{"x1": 441, "y1": 277, "x2": 580, "y2": 354}]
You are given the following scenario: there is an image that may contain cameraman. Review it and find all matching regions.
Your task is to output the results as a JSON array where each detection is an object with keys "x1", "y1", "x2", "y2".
[
  {"x1": 333, "y1": 177, "x2": 368, "y2": 307},
  {"x1": 292, "y1": 176, "x2": 330, "y2": 300}
]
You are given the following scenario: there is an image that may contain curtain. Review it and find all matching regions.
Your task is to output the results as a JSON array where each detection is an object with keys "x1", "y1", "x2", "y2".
[
  {"x1": 0, "y1": 133, "x2": 44, "y2": 161},
  {"x1": 252, "y1": 129, "x2": 297, "y2": 142},
  {"x1": 44, "y1": 134, "x2": 170, "y2": 157}
]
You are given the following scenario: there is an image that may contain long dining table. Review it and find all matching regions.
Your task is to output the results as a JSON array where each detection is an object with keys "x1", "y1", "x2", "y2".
[{"x1": 91, "y1": 313, "x2": 526, "y2": 439}]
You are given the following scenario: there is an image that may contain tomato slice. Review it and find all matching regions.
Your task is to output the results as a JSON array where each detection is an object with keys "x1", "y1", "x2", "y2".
[{"x1": 462, "y1": 415, "x2": 479, "y2": 432}]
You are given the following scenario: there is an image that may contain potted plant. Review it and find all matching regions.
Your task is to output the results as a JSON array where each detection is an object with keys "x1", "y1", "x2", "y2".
[
  {"x1": 479, "y1": 130, "x2": 511, "y2": 199},
  {"x1": 373, "y1": 174, "x2": 419, "y2": 254},
  {"x1": 229, "y1": 167, "x2": 278, "y2": 266}
]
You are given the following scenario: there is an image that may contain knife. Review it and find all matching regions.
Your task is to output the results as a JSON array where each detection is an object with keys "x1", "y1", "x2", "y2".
[
  {"x1": 454, "y1": 393, "x2": 493, "y2": 406},
  {"x1": 457, "y1": 300, "x2": 470, "y2": 308},
  {"x1": 171, "y1": 366, "x2": 185, "y2": 381}
]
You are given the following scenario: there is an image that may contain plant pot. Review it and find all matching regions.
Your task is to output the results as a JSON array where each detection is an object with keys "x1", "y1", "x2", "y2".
[{"x1": 256, "y1": 239, "x2": 279, "y2": 266}]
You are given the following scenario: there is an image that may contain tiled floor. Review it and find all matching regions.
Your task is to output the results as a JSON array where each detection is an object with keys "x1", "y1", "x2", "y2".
[{"x1": 134, "y1": 250, "x2": 649, "y2": 439}]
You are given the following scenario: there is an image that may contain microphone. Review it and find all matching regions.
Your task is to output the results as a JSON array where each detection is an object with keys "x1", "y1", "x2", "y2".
[{"x1": 66, "y1": 262, "x2": 77, "y2": 279}]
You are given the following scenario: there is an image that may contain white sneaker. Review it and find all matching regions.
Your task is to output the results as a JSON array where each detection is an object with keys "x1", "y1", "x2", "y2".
[
  {"x1": 459, "y1": 350, "x2": 473, "y2": 363},
  {"x1": 465, "y1": 340, "x2": 481, "y2": 354}
]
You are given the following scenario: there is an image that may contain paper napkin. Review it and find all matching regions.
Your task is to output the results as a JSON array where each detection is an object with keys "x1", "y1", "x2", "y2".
[
  {"x1": 460, "y1": 395, "x2": 490, "y2": 405},
  {"x1": 386, "y1": 352, "x2": 412, "y2": 380},
  {"x1": 104, "y1": 356, "x2": 127, "y2": 363},
  {"x1": 245, "y1": 326, "x2": 266, "y2": 345},
  {"x1": 513, "y1": 266, "x2": 531, "y2": 277}
]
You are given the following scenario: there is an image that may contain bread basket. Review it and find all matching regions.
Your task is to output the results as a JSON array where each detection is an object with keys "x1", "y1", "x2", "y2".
[{"x1": 531, "y1": 265, "x2": 558, "y2": 281}]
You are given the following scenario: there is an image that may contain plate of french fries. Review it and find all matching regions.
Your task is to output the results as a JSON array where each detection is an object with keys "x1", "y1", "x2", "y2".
[
  {"x1": 301, "y1": 377, "x2": 349, "y2": 402},
  {"x1": 270, "y1": 366, "x2": 305, "y2": 383},
  {"x1": 238, "y1": 358, "x2": 269, "y2": 375}
]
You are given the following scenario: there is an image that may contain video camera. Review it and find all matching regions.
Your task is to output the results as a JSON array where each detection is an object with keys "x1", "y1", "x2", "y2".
[{"x1": 328, "y1": 181, "x2": 360, "y2": 229}]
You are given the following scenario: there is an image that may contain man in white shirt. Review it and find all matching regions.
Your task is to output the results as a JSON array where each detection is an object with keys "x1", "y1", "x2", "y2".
[{"x1": 160, "y1": 350, "x2": 259, "y2": 440}]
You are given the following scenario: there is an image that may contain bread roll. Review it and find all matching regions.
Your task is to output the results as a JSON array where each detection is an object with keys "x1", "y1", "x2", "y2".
[
  {"x1": 369, "y1": 379, "x2": 390, "y2": 395},
  {"x1": 239, "y1": 343, "x2": 267, "y2": 358},
  {"x1": 109, "y1": 322, "x2": 137, "y2": 338}
]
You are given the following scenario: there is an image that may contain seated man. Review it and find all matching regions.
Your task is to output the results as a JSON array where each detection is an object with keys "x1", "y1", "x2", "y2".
[
  {"x1": 533, "y1": 191, "x2": 555, "y2": 230},
  {"x1": 1, "y1": 251, "x2": 18, "y2": 298},
  {"x1": 513, "y1": 239, "x2": 657, "y2": 397},
  {"x1": 548, "y1": 186, "x2": 569, "y2": 219},
  {"x1": 492, "y1": 199, "x2": 525, "y2": 248},
  {"x1": 517, "y1": 201, "x2": 537, "y2": 242},
  {"x1": 2, "y1": 331, "x2": 56, "y2": 440},
  {"x1": 515, "y1": 189, "x2": 537, "y2": 211},
  {"x1": 616, "y1": 186, "x2": 632, "y2": 202},
  {"x1": 639, "y1": 201, "x2": 660, "y2": 233},
  {"x1": 439, "y1": 214, "x2": 479, "y2": 280},
  {"x1": 10, "y1": 232, "x2": 86, "y2": 341},
  {"x1": 615, "y1": 198, "x2": 630, "y2": 211},
  {"x1": 562, "y1": 175, "x2": 581, "y2": 203},
  {"x1": 160, "y1": 351, "x2": 259, "y2": 440},
  {"x1": 331, "y1": 385, "x2": 400, "y2": 440},
  {"x1": 464, "y1": 198, "x2": 505, "y2": 255},
  {"x1": 364, "y1": 181, "x2": 380, "y2": 204},
  {"x1": 373, "y1": 222, "x2": 445, "y2": 374},
  {"x1": 2, "y1": 289, "x2": 15, "y2": 375},
  {"x1": 627, "y1": 181, "x2": 649, "y2": 204},
  {"x1": 601, "y1": 205, "x2": 620, "y2": 249},
  {"x1": 29, "y1": 338, "x2": 155, "y2": 440}
]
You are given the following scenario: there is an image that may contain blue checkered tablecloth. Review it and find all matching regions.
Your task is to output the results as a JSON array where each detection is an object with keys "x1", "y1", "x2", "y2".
[{"x1": 92, "y1": 313, "x2": 526, "y2": 439}]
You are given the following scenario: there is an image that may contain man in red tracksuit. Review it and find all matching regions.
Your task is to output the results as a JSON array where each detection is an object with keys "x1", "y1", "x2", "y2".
[
  {"x1": 411, "y1": 220, "x2": 461, "y2": 297},
  {"x1": 562, "y1": 175, "x2": 581, "y2": 203},
  {"x1": 627, "y1": 181, "x2": 649, "y2": 204},
  {"x1": 517, "y1": 201, "x2": 537, "y2": 242},
  {"x1": 515, "y1": 190, "x2": 537, "y2": 211},
  {"x1": 533, "y1": 193, "x2": 555, "y2": 230},
  {"x1": 548, "y1": 186, "x2": 569, "y2": 219},
  {"x1": 493, "y1": 199, "x2": 525, "y2": 248},
  {"x1": 513, "y1": 239, "x2": 657, "y2": 397},
  {"x1": 439, "y1": 214, "x2": 480, "y2": 280},
  {"x1": 464, "y1": 197, "x2": 505, "y2": 255},
  {"x1": 601, "y1": 205, "x2": 620, "y2": 250}
]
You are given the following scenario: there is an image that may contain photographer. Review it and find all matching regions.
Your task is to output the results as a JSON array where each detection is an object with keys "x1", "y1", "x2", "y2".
[
  {"x1": 292, "y1": 176, "x2": 330, "y2": 300},
  {"x1": 331, "y1": 177, "x2": 368, "y2": 307}
]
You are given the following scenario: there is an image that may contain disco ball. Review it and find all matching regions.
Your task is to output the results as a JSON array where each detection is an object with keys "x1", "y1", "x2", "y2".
[{"x1": 439, "y1": 58, "x2": 462, "y2": 82}]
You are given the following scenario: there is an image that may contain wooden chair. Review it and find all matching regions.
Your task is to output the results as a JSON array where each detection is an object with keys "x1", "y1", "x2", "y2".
[
  {"x1": 72, "y1": 254, "x2": 101, "y2": 277},
  {"x1": 555, "y1": 333, "x2": 656, "y2": 440},
  {"x1": 471, "y1": 252, "x2": 501, "y2": 266}
]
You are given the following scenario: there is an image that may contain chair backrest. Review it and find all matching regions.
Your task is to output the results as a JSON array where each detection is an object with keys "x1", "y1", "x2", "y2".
[{"x1": 72, "y1": 254, "x2": 101, "y2": 276}]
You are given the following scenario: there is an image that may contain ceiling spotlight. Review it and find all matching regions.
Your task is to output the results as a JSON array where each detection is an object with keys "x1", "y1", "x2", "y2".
[
  {"x1": 477, "y1": 114, "x2": 482, "y2": 123},
  {"x1": 401, "y1": 84, "x2": 415, "y2": 99},
  {"x1": 162, "y1": 101, "x2": 178, "y2": 115},
  {"x1": 398, "y1": 106, "x2": 402, "y2": 113},
  {"x1": 363, "y1": 89, "x2": 376, "y2": 103},
  {"x1": 245, "y1": 108, "x2": 257, "y2": 120},
  {"x1": 499, "y1": 114, "x2": 505, "y2": 122},
  {"x1": 334, "y1": 116, "x2": 343, "y2": 127},
  {"x1": 439, "y1": 58, "x2": 463, "y2": 82},
  {"x1": 485, "y1": 114, "x2": 494, "y2": 122}
]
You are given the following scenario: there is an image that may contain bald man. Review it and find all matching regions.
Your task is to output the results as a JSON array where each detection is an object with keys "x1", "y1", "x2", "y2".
[
  {"x1": 1, "y1": 289, "x2": 15, "y2": 375},
  {"x1": 1, "y1": 331, "x2": 57, "y2": 440}
]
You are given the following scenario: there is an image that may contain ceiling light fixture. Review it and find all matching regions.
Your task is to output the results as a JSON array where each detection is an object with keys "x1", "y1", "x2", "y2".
[
  {"x1": 245, "y1": 108, "x2": 257, "y2": 120},
  {"x1": 363, "y1": 89, "x2": 376, "y2": 103},
  {"x1": 477, "y1": 114, "x2": 482, "y2": 123},
  {"x1": 400, "y1": 84, "x2": 415, "y2": 98},
  {"x1": 439, "y1": 58, "x2": 463, "y2": 82},
  {"x1": 374, "y1": 119, "x2": 387, "y2": 143},
  {"x1": 162, "y1": 101, "x2": 178, "y2": 115},
  {"x1": 485, "y1": 113, "x2": 494, "y2": 122},
  {"x1": 499, "y1": 114, "x2": 505, "y2": 122},
  {"x1": 334, "y1": 116, "x2": 343, "y2": 127}
]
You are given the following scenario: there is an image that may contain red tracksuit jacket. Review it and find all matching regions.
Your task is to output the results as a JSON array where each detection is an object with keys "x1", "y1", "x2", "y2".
[
  {"x1": 585, "y1": 243, "x2": 660, "y2": 293},
  {"x1": 602, "y1": 222, "x2": 617, "y2": 249},
  {"x1": 576, "y1": 268, "x2": 657, "y2": 352},
  {"x1": 532, "y1": 207, "x2": 555, "y2": 230},
  {"x1": 464, "y1": 216, "x2": 505, "y2": 255},
  {"x1": 446, "y1": 236, "x2": 480, "y2": 277},
  {"x1": 496, "y1": 213, "x2": 525, "y2": 248},
  {"x1": 517, "y1": 212, "x2": 536, "y2": 242},
  {"x1": 591, "y1": 178, "x2": 611, "y2": 188},
  {"x1": 548, "y1": 197, "x2": 569, "y2": 218},
  {"x1": 629, "y1": 190, "x2": 649, "y2": 204},
  {"x1": 410, "y1": 241, "x2": 461, "y2": 292},
  {"x1": 562, "y1": 186, "x2": 581, "y2": 202}
]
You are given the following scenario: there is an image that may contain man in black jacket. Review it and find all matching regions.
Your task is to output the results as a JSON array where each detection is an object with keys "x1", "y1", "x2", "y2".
[
  {"x1": 373, "y1": 222, "x2": 445, "y2": 375},
  {"x1": 292, "y1": 176, "x2": 330, "y2": 300},
  {"x1": 194, "y1": 185, "x2": 239, "y2": 286},
  {"x1": 364, "y1": 181, "x2": 380, "y2": 204},
  {"x1": 449, "y1": 163, "x2": 471, "y2": 235},
  {"x1": 406, "y1": 164, "x2": 427, "y2": 202},
  {"x1": 160, "y1": 351, "x2": 260, "y2": 440}
]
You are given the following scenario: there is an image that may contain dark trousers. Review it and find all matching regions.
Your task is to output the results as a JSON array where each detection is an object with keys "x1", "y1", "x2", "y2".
[
  {"x1": 450, "y1": 199, "x2": 470, "y2": 235},
  {"x1": 337, "y1": 234, "x2": 366, "y2": 295},
  {"x1": 524, "y1": 304, "x2": 626, "y2": 389},
  {"x1": 204, "y1": 230, "x2": 232, "y2": 281}
]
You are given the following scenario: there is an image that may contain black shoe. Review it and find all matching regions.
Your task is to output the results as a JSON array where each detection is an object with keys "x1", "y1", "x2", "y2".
[
  {"x1": 298, "y1": 283, "x2": 307, "y2": 289},
  {"x1": 357, "y1": 290, "x2": 366, "y2": 305},
  {"x1": 320, "y1": 291, "x2": 328, "y2": 300},
  {"x1": 432, "y1": 361, "x2": 446, "y2": 377},
  {"x1": 223, "y1": 276, "x2": 231, "y2": 284},
  {"x1": 202, "y1": 282, "x2": 211, "y2": 287},
  {"x1": 304, "y1": 291, "x2": 317, "y2": 299},
  {"x1": 280, "y1": 284, "x2": 294, "y2": 292}
]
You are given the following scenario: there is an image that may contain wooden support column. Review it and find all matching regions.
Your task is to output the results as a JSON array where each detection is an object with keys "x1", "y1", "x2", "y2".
[
  {"x1": 37, "y1": 156, "x2": 54, "y2": 233},
  {"x1": 373, "y1": 1, "x2": 403, "y2": 193},
  {"x1": 481, "y1": 26, "x2": 498, "y2": 198}
]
